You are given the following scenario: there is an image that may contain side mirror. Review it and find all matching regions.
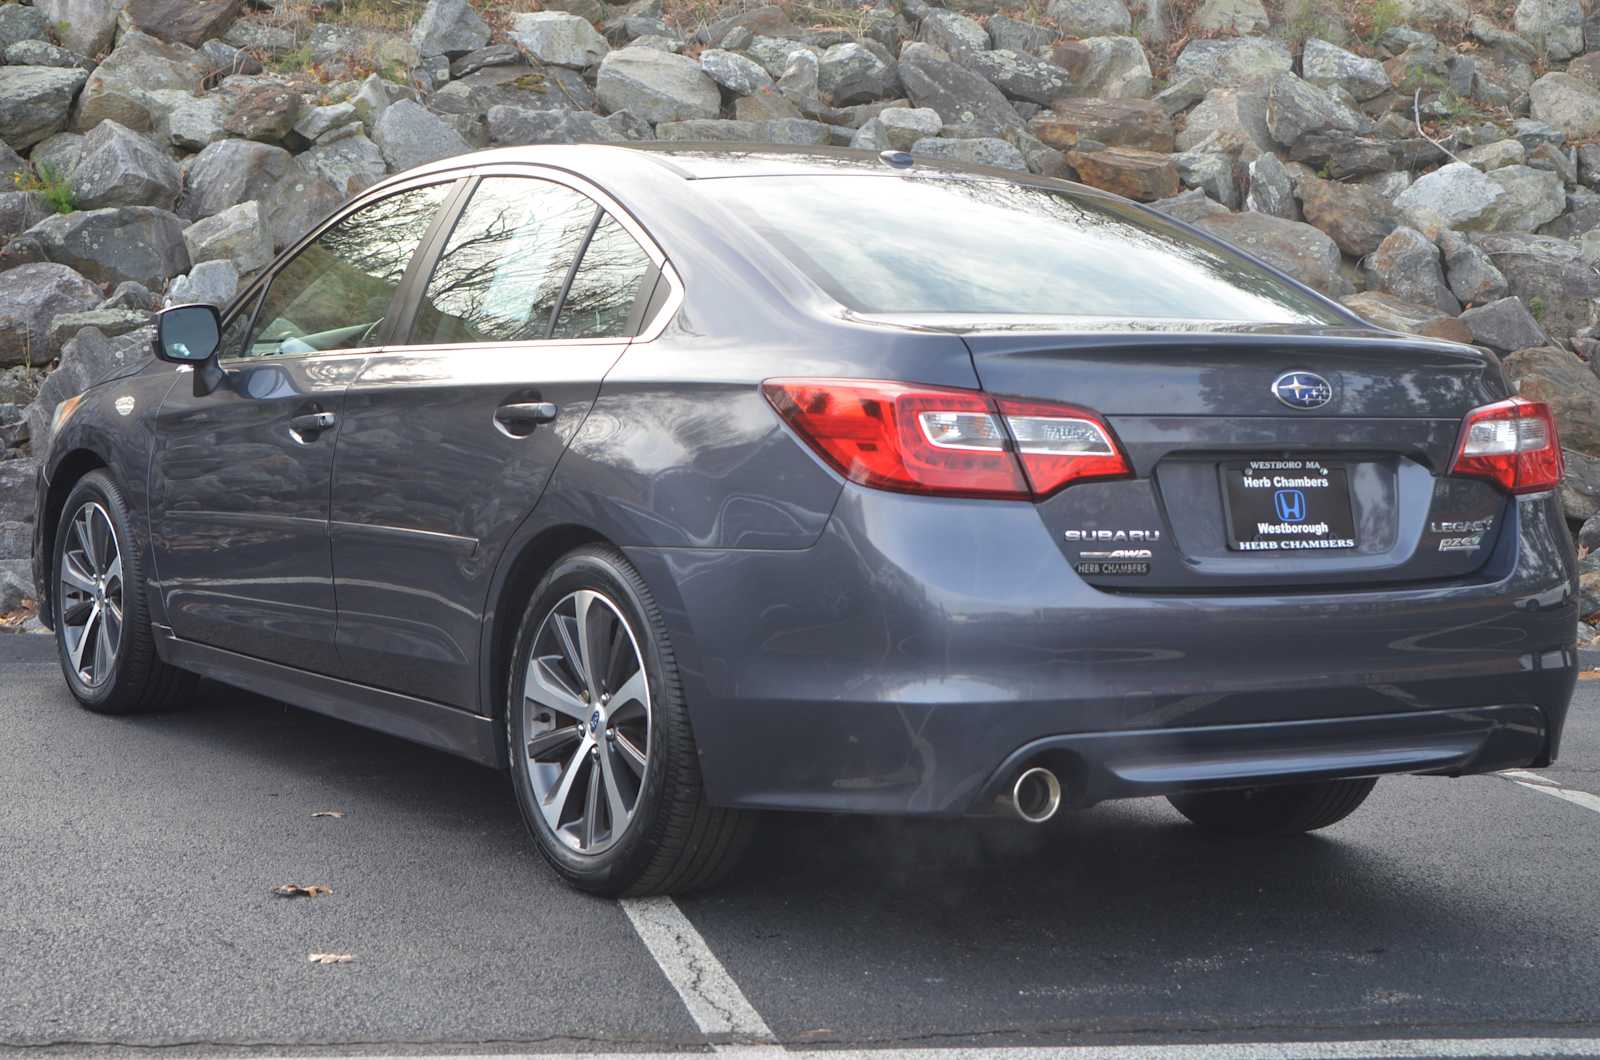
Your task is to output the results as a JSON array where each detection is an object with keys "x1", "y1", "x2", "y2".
[{"x1": 155, "y1": 304, "x2": 221, "y2": 364}]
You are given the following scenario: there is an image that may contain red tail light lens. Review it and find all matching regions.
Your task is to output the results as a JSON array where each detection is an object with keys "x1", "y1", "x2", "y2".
[
  {"x1": 1449, "y1": 397, "x2": 1564, "y2": 495},
  {"x1": 762, "y1": 379, "x2": 1131, "y2": 500}
]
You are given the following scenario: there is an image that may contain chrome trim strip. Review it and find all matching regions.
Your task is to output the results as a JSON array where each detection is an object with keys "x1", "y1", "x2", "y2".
[{"x1": 327, "y1": 520, "x2": 479, "y2": 557}]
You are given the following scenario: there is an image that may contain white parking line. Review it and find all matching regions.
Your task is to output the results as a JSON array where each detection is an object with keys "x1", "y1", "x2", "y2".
[
  {"x1": 293, "y1": 1037, "x2": 1600, "y2": 1059},
  {"x1": 620, "y1": 895, "x2": 777, "y2": 1047},
  {"x1": 1499, "y1": 769, "x2": 1600, "y2": 816}
]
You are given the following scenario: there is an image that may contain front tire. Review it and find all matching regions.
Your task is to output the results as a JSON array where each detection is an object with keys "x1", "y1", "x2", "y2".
[
  {"x1": 507, "y1": 545, "x2": 752, "y2": 896},
  {"x1": 53, "y1": 470, "x2": 196, "y2": 714},
  {"x1": 1167, "y1": 777, "x2": 1377, "y2": 836}
]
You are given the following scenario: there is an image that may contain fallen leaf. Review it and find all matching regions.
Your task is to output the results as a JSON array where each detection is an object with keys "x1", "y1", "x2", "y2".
[
  {"x1": 310, "y1": 810, "x2": 345, "y2": 818},
  {"x1": 272, "y1": 884, "x2": 332, "y2": 898},
  {"x1": 307, "y1": 953, "x2": 354, "y2": 965}
]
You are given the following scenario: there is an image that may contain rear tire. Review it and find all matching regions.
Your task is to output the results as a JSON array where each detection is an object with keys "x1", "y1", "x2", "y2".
[
  {"x1": 507, "y1": 545, "x2": 753, "y2": 896},
  {"x1": 53, "y1": 470, "x2": 196, "y2": 715},
  {"x1": 1167, "y1": 777, "x2": 1377, "y2": 836}
]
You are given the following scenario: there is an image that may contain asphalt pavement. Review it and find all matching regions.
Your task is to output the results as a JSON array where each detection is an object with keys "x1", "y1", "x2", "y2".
[{"x1": 2, "y1": 631, "x2": 1598, "y2": 1058}]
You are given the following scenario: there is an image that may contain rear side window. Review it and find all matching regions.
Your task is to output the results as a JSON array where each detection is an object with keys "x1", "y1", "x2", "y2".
[
  {"x1": 411, "y1": 177, "x2": 595, "y2": 345},
  {"x1": 243, "y1": 183, "x2": 451, "y2": 358},
  {"x1": 551, "y1": 215, "x2": 653, "y2": 340},
  {"x1": 698, "y1": 175, "x2": 1346, "y2": 325}
]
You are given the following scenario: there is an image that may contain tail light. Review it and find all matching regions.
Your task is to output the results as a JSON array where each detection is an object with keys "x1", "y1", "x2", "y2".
[
  {"x1": 1449, "y1": 397, "x2": 1564, "y2": 495},
  {"x1": 762, "y1": 379, "x2": 1131, "y2": 500}
]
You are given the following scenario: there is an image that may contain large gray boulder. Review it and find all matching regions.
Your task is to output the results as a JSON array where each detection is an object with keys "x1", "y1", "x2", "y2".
[
  {"x1": 182, "y1": 138, "x2": 294, "y2": 220},
  {"x1": 166, "y1": 259, "x2": 237, "y2": 307},
  {"x1": 0, "y1": 191, "x2": 54, "y2": 241},
  {"x1": 1049, "y1": 36, "x2": 1151, "y2": 99},
  {"x1": 0, "y1": 263, "x2": 99, "y2": 367},
  {"x1": 700, "y1": 49, "x2": 774, "y2": 95},
  {"x1": 485, "y1": 105, "x2": 651, "y2": 145},
  {"x1": 1459, "y1": 296, "x2": 1550, "y2": 353},
  {"x1": 909, "y1": 136, "x2": 1028, "y2": 171},
  {"x1": 72, "y1": 31, "x2": 208, "y2": 133},
  {"x1": 850, "y1": 107, "x2": 942, "y2": 151},
  {"x1": 596, "y1": 48, "x2": 723, "y2": 124},
  {"x1": 373, "y1": 99, "x2": 472, "y2": 172},
  {"x1": 123, "y1": 0, "x2": 242, "y2": 48},
  {"x1": 959, "y1": 49, "x2": 1071, "y2": 107},
  {"x1": 0, "y1": 67, "x2": 88, "y2": 150},
  {"x1": 1192, "y1": 211, "x2": 1346, "y2": 295},
  {"x1": 1393, "y1": 162, "x2": 1507, "y2": 229},
  {"x1": 511, "y1": 12, "x2": 608, "y2": 68},
  {"x1": 413, "y1": 0, "x2": 491, "y2": 57},
  {"x1": 818, "y1": 43, "x2": 899, "y2": 107},
  {"x1": 1301, "y1": 38, "x2": 1391, "y2": 100},
  {"x1": 46, "y1": 308, "x2": 150, "y2": 355},
  {"x1": 899, "y1": 48, "x2": 1021, "y2": 137},
  {"x1": 159, "y1": 94, "x2": 228, "y2": 151},
  {"x1": 24, "y1": 206, "x2": 189, "y2": 287},
  {"x1": 1264, "y1": 71, "x2": 1370, "y2": 147},
  {"x1": 298, "y1": 132, "x2": 388, "y2": 196},
  {"x1": 0, "y1": 5, "x2": 54, "y2": 50},
  {"x1": 1171, "y1": 37, "x2": 1291, "y2": 90},
  {"x1": 1296, "y1": 175, "x2": 1402, "y2": 257},
  {"x1": 1045, "y1": 0, "x2": 1131, "y2": 36},
  {"x1": 1246, "y1": 152, "x2": 1298, "y2": 219},
  {"x1": 1473, "y1": 232, "x2": 1600, "y2": 340},
  {"x1": 432, "y1": 64, "x2": 595, "y2": 116},
  {"x1": 221, "y1": 79, "x2": 303, "y2": 144},
  {"x1": 35, "y1": 0, "x2": 123, "y2": 57},
  {"x1": 1513, "y1": 0, "x2": 1584, "y2": 58},
  {"x1": 1484, "y1": 163, "x2": 1566, "y2": 232},
  {"x1": 182, "y1": 200, "x2": 272, "y2": 275},
  {"x1": 1365, "y1": 227, "x2": 1460, "y2": 315},
  {"x1": 921, "y1": 10, "x2": 990, "y2": 55},
  {"x1": 69, "y1": 120, "x2": 181, "y2": 210},
  {"x1": 1176, "y1": 89, "x2": 1271, "y2": 158},
  {"x1": 259, "y1": 163, "x2": 342, "y2": 251},
  {"x1": 1528, "y1": 73, "x2": 1600, "y2": 141},
  {"x1": 1438, "y1": 229, "x2": 1509, "y2": 304}
]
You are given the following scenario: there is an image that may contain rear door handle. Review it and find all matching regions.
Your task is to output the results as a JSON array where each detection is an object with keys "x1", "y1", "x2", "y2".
[
  {"x1": 494, "y1": 402, "x2": 559, "y2": 434},
  {"x1": 288, "y1": 411, "x2": 337, "y2": 433}
]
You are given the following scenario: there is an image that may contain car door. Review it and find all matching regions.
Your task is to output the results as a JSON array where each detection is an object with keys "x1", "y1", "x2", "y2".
[
  {"x1": 328, "y1": 170, "x2": 663, "y2": 708},
  {"x1": 148, "y1": 179, "x2": 460, "y2": 672}
]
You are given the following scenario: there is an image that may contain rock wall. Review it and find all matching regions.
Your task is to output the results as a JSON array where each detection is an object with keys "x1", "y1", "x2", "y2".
[{"x1": 1, "y1": 0, "x2": 1599, "y2": 623}]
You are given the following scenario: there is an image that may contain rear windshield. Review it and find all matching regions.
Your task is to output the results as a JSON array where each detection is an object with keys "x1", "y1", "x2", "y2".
[{"x1": 698, "y1": 175, "x2": 1346, "y2": 325}]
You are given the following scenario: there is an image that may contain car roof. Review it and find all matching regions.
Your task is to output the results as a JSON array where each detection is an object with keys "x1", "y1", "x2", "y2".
[{"x1": 380, "y1": 142, "x2": 1081, "y2": 189}]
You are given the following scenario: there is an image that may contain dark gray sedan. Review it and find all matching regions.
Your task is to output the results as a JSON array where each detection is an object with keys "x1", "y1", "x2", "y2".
[{"x1": 32, "y1": 145, "x2": 1577, "y2": 895}]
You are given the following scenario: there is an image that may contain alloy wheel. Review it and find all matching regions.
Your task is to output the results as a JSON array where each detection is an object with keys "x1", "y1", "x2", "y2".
[
  {"x1": 522, "y1": 589, "x2": 652, "y2": 855},
  {"x1": 59, "y1": 501, "x2": 123, "y2": 687}
]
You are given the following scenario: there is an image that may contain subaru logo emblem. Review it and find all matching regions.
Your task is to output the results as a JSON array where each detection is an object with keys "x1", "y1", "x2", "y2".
[
  {"x1": 1274, "y1": 489, "x2": 1307, "y2": 523},
  {"x1": 589, "y1": 709, "x2": 601, "y2": 733},
  {"x1": 1272, "y1": 371, "x2": 1332, "y2": 410}
]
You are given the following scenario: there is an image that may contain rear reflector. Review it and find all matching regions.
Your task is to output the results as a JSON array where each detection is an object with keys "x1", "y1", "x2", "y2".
[
  {"x1": 1449, "y1": 397, "x2": 1564, "y2": 495},
  {"x1": 762, "y1": 379, "x2": 1130, "y2": 499}
]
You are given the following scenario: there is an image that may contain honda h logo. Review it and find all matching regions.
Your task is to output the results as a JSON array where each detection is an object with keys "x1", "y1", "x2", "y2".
[{"x1": 1274, "y1": 489, "x2": 1308, "y2": 523}]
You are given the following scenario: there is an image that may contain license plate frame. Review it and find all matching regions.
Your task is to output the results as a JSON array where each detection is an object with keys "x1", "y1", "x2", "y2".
[{"x1": 1221, "y1": 459, "x2": 1358, "y2": 554}]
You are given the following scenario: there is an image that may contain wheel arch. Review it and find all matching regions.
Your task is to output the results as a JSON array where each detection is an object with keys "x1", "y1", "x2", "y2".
[{"x1": 480, "y1": 522, "x2": 613, "y2": 762}]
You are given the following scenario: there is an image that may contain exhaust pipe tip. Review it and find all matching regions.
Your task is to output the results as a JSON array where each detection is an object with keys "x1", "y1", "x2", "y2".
[{"x1": 1011, "y1": 766, "x2": 1062, "y2": 824}]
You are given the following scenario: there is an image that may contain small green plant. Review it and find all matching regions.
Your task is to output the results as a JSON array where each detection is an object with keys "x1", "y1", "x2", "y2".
[
  {"x1": 266, "y1": 43, "x2": 315, "y2": 74},
  {"x1": 1365, "y1": 0, "x2": 1404, "y2": 43},
  {"x1": 13, "y1": 162, "x2": 74, "y2": 215},
  {"x1": 1529, "y1": 296, "x2": 1547, "y2": 322}
]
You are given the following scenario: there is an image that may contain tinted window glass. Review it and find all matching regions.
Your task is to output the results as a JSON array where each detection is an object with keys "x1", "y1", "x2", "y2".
[
  {"x1": 550, "y1": 215, "x2": 652, "y2": 340},
  {"x1": 700, "y1": 176, "x2": 1346, "y2": 324},
  {"x1": 244, "y1": 184, "x2": 450, "y2": 358},
  {"x1": 412, "y1": 177, "x2": 596, "y2": 345}
]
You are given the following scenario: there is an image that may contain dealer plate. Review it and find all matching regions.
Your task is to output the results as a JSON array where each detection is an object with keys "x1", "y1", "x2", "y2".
[{"x1": 1222, "y1": 459, "x2": 1357, "y2": 553}]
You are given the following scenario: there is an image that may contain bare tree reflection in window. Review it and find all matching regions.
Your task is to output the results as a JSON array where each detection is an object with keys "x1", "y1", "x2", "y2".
[
  {"x1": 245, "y1": 184, "x2": 452, "y2": 358},
  {"x1": 412, "y1": 179, "x2": 597, "y2": 345},
  {"x1": 551, "y1": 216, "x2": 651, "y2": 341}
]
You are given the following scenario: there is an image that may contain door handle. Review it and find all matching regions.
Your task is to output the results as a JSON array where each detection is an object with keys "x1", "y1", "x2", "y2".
[
  {"x1": 288, "y1": 411, "x2": 336, "y2": 434},
  {"x1": 494, "y1": 402, "x2": 559, "y2": 432}
]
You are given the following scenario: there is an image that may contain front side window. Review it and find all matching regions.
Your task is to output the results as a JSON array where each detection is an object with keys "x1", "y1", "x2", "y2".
[
  {"x1": 411, "y1": 177, "x2": 597, "y2": 345},
  {"x1": 550, "y1": 214, "x2": 653, "y2": 341},
  {"x1": 242, "y1": 183, "x2": 452, "y2": 359}
]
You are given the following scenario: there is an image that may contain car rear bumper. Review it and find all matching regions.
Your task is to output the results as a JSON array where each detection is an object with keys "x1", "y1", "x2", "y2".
[{"x1": 627, "y1": 485, "x2": 1577, "y2": 816}]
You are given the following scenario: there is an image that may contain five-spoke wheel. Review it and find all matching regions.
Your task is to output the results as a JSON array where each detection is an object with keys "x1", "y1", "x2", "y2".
[{"x1": 523, "y1": 588, "x2": 652, "y2": 854}]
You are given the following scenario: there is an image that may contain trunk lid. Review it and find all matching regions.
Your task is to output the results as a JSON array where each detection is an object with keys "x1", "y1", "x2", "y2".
[{"x1": 960, "y1": 325, "x2": 1513, "y2": 592}]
